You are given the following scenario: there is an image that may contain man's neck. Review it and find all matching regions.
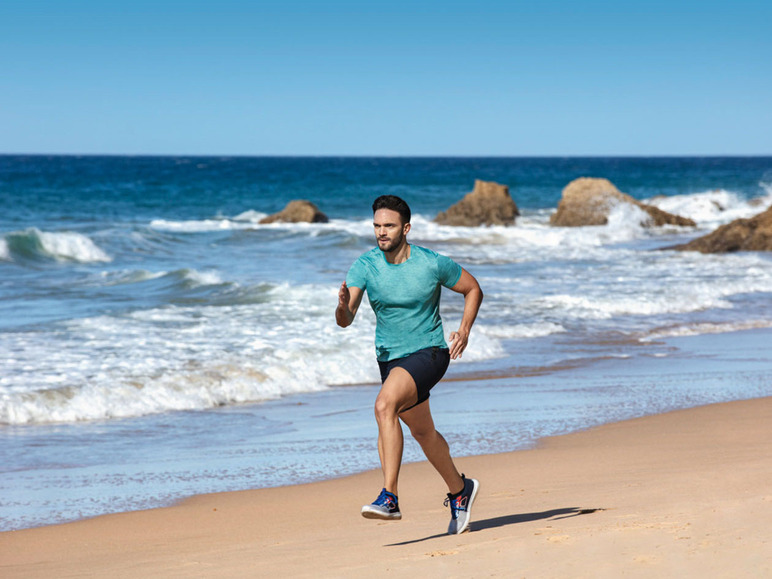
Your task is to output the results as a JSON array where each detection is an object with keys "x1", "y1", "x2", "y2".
[{"x1": 383, "y1": 241, "x2": 411, "y2": 265}]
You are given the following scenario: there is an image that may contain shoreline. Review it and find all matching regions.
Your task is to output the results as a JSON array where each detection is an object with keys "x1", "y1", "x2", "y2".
[
  {"x1": 3, "y1": 326, "x2": 772, "y2": 533},
  {"x1": 2, "y1": 396, "x2": 771, "y2": 577}
]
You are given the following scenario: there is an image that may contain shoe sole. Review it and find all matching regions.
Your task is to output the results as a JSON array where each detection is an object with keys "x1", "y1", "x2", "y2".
[
  {"x1": 361, "y1": 506, "x2": 402, "y2": 520},
  {"x1": 450, "y1": 478, "x2": 479, "y2": 534}
]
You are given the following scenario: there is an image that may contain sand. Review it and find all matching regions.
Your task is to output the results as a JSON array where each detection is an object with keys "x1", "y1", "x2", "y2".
[{"x1": 2, "y1": 397, "x2": 771, "y2": 578}]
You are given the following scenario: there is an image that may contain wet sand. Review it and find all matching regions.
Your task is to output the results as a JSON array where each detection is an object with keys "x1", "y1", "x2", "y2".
[{"x1": 2, "y1": 396, "x2": 771, "y2": 578}]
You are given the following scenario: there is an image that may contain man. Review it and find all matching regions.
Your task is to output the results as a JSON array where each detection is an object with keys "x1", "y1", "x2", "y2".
[{"x1": 336, "y1": 194, "x2": 484, "y2": 535}]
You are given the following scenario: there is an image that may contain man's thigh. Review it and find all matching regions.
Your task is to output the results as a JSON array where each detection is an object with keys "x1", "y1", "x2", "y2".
[{"x1": 379, "y1": 366, "x2": 418, "y2": 413}]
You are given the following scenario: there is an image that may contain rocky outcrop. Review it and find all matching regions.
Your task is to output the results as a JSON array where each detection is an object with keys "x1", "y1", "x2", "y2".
[
  {"x1": 550, "y1": 178, "x2": 696, "y2": 227},
  {"x1": 672, "y1": 205, "x2": 772, "y2": 253},
  {"x1": 259, "y1": 200, "x2": 328, "y2": 224},
  {"x1": 434, "y1": 180, "x2": 519, "y2": 226}
]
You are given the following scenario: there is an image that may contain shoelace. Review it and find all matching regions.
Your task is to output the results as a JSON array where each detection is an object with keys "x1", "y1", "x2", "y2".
[
  {"x1": 444, "y1": 494, "x2": 467, "y2": 517},
  {"x1": 376, "y1": 491, "x2": 397, "y2": 508}
]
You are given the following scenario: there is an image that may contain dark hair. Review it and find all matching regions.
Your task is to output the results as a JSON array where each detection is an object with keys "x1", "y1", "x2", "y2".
[{"x1": 372, "y1": 195, "x2": 411, "y2": 224}]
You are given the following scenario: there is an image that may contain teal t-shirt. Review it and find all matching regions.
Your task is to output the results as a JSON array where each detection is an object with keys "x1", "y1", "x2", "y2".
[{"x1": 346, "y1": 245, "x2": 463, "y2": 361}]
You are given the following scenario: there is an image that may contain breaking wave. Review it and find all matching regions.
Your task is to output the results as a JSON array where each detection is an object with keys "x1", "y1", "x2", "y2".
[{"x1": 1, "y1": 228, "x2": 111, "y2": 263}]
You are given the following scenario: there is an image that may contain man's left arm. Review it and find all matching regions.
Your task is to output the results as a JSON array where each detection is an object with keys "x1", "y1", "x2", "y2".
[{"x1": 448, "y1": 268, "x2": 483, "y2": 360}]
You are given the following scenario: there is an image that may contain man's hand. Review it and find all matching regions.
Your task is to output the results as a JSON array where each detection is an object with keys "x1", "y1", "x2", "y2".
[
  {"x1": 336, "y1": 281, "x2": 361, "y2": 328},
  {"x1": 338, "y1": 281, "x2": 350, "y2": 308},
  {"x1": 447, "y1": 268, "x2": 483, "y2": 361},
  {"x1": 448, "y1": 328, "x2": 470, "y2": 360}
]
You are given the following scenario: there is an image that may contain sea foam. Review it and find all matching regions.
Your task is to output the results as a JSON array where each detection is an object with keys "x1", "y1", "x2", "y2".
[
  {"x1": 0, "y1": 281, "x2": 505, "y2": 425},
  {"x1": 641, "y1": 320, "x2": 772, "y2": 341},
  {"x1": 2, "y1": 228, "x2": 111, "y2": 263},
  {"x1": 646, "y1": 188, "x2": 772, "y2": 228}
]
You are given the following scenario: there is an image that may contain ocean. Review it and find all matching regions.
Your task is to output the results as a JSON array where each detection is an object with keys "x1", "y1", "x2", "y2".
[{"x1": 2, "y1": 155, "x2": 772, "y2": 530}]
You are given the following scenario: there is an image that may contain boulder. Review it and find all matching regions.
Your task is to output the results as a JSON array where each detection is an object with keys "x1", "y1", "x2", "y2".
[
  {"x1": 671, "y1": 204, "x2": 772, "y2": 253},
  {"x1": 550, "y1": 178, "x2": 696, "y2": 227},
  {"x1": 434, "y1": 180, "x2": 519, "y2": 226},
  {"x1": 259, "y1": 200, "x2": 328, "y2": 224}
]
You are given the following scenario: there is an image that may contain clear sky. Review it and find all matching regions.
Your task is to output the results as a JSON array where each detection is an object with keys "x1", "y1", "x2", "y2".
[{"x1": 1, "y1": 1, "x2": 770, "y2": 156}]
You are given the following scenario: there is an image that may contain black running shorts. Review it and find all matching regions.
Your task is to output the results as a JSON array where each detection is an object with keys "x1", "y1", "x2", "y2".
[{"x1": 378, "y1": 346, "x2": 451, "y2": 411}]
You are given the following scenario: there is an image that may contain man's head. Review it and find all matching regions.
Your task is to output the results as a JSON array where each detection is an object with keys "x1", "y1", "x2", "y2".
[
  {"x1": 372, "y1": 195, "x2": 411, "y2": 254},
  {"x1": 372, "y1": 195, "x2": 411, "y2": 226}
]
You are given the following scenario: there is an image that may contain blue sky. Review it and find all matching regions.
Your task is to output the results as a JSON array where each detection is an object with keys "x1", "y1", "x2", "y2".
[{"x1": 1, "y1": 1, "x2": 770, "y2": 156}]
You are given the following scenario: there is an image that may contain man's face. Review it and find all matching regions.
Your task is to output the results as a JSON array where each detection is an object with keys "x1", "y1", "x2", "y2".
[{"x1": 373, "y1": 208, "x2": 410, "y2": 253}]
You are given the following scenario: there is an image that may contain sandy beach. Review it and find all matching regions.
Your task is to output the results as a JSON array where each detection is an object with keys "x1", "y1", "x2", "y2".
[{"x1": 2, "y1": 396, "x2": 770, "y2": 578}]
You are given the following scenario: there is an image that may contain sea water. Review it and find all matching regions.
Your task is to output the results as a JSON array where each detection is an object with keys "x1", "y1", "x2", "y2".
[{"x1": 2, "y1": 155, "x2": 772, "y2": 530}]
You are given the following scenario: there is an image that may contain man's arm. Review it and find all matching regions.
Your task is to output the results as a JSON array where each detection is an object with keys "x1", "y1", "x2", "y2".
[
  {"x1": 336, "y1": 281, "x2": 364, "y2": 328},
  {"x1": 448, "y1": 268, "x2": 483, "y2": 359}
]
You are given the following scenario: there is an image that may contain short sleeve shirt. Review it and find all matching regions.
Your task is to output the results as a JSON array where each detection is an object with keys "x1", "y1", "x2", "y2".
[{"x1": 346, "y1": 245, "x2": 463, "y2": 361}]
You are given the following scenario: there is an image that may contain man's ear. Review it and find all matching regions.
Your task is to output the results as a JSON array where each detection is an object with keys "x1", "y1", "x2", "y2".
[{"x1": 403, "y1": 222, "x2": 411, "y2": 235}]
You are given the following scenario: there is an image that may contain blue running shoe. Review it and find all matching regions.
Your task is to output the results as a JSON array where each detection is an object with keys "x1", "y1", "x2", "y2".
[
  {"x1": 361, "y1": 488, "x2": 401, "y2": 520},
  {"x1": 445, "y1": 474, "x2": 479, "y2": 534}
]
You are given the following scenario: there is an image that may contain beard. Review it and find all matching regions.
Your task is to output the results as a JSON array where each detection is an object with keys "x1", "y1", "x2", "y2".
[{"x1": 377, "y1": 231, "x2": 404, "y2": 253}]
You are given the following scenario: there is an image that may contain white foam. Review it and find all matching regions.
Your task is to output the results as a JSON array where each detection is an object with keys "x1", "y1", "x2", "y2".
[
  {"x1": 149, "y1": 218, "x2": 243, "y2": 232},
  {"x1": 478, "y1": 322, "x2": 567, "y2": 339},
  {"x1": 403, "y1": 190, "x2": 769, "y2": 265},
  {"x1": 645, "y1": 189, "x2": 772, "y2": 228},
  {"x1": 233, "y1": 209, "x2": 268, "y2": 222},
  {"x1": 0, "y1": 277, "x2": 509, "y2": 425},
  {"x1": 0, "y1": 238, "x2": 9, "y2": 261},
  {"x1": 534, "y1": 291, "x2": 733, "y2": 320},
  {"x1": 22, "y1": 229, "x2": 112, "y2": 263},
  {"x1": 101, "y1": 269, "x2": 167, "y2": 286},
  {"x1": 642, "y1": 320, "x2": 772, "y2": 341},
  {"x1": 96, "y1": 268, "x2": 223, "y2": 289},
  {"x1": 606, "y1": 201, "x2": 652, "y2": 229},
  {"x1": 182, "y1": 269, "x2": 223, "y2": 286},
  {"x1": 405, "y1": 214, "x2": 652, "y2": 267},
  {"x1": 473, "y1": 246, "x2": 772, "y2": 331},
  {"x1": 149, "y1": 210, "x2": 649, "y2": 264},
  {"x1": 150, "y1": 215, "x2": 340, "y2": 233},
  {"x1": 6, "y1": 195, "x2": 772, "y2": 425}
]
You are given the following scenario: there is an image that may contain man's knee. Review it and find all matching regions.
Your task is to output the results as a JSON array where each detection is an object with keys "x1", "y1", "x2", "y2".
[
  {"x1": 374, "y1": 392, "x2": 399, "y2": 421},
  {"x1": 376, "y1": 372, "x2": 417, "y2": 419},
  {"x1": 408, "y1": 423, "x2": 435, "y2": 445}
]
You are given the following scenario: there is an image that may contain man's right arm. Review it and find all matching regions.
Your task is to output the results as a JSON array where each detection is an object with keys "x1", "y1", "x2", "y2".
[{"x1": 336, "y1": 281, "x2": 363, "y2": 328}]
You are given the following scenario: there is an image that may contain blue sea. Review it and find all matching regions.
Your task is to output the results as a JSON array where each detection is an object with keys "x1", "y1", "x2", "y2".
[{"x1": 2, "y1": 155, "x2": 772, "y2": 530}]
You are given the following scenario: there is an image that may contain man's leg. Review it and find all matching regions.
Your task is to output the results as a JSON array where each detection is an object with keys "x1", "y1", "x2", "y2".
[
  {"x1": 399, "y1": 400, "x2": 464, "y2": 495},
  {"x1": 374, "y1": 367, "x2": 418, "y2": 496}
]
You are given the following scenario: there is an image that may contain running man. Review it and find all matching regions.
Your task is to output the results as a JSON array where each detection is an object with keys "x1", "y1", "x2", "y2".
[{"x1": 336, "y1": 195, "x2": 484, "y2": 534}]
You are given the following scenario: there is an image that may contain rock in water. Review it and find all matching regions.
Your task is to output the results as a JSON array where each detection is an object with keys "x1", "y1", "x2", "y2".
[
  {"x1": 259, "y1": 200, "x2": 329, "y2": 224},
  {"x1": 671, "y1": 205, "x2": 772, "y2": 253},
  {"x1": 550, "y1": 178, "x2": 695, "y2": 228},
  {"x1": 434, "y1": 180, "x2": 519, "y2": 226}
]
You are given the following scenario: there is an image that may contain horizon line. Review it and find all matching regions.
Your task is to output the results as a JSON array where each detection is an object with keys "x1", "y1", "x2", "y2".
[{"x1": 2, "y1": 152, "x2": 771, "y2": 159}]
